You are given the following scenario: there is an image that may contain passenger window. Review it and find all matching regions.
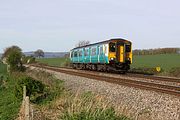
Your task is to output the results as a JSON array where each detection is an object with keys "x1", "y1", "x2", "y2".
[
  {"x1": 84, "y1": 49, "x2": 89, "y2": 56},
  {"x1": 79, "y1": 50, "x2": 82, "y2": 57},
  {"x1": 74, "y1": 51, "x2": 78, "y2": 57},
  {"x1": 91, "y1": 48, "x2": 96, "y2": 56},
  {"x1": 100, "y1": 46, "x2": 103, "y2": 55},
  {"x1": 109, "y1": 42, "x2": 116, "y2": 52}
]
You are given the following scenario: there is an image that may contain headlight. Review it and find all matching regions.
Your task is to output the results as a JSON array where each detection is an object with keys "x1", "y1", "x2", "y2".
[{"x1": 110, "y1": 57, "x2": 114, "y2": 60}]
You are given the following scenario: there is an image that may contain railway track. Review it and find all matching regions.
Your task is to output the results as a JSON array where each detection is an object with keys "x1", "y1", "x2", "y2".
[{"x1": 30, "y1": 64, "x2": 180, "y2": 97}]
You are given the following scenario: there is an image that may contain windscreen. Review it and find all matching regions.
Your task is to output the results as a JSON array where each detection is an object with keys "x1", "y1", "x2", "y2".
[
  {"x1": 109, "y1": 42, "x2": 116, "y2": 52},
  {"x1": 125, "y1": 45, "x2": 131, "y2": 52}
]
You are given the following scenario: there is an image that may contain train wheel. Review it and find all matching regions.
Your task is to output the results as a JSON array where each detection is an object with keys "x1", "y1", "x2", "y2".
[{"x1": 92, "y1": 64, "x2": 97, "y2": 71}]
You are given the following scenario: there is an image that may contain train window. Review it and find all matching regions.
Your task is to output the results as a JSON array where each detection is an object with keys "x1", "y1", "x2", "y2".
[
  {"x1": 100, "y1": 46, "x2": 103, "y2": 55},
  {"x1": 126, "y1": 45, "x2": 131, "y2": 52},
  {"x1": 71, "y1": 51, "x2": 73, "y2": 58},
  {"x1": 79, "y1": 50, "x2": 82, "y2": 57},
  {"x1": 109, "y1": 42, "x2": 116, "y2": 52},
  {"x1": 84, "y1": 49, "x2": 89, "y2": 56},
  {"x1": 91, "y1": 48, "x2": 96, "y2": 56},
  {"x1": 74, "y1": 51, "x2": 78, "y2": 57}
]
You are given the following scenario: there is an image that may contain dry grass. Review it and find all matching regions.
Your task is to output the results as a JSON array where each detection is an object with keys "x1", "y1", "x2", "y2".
[
  {"x1": 26, "y1": 68, "x2": 130, "y2": 120},
  {"x1": 37, "y1": 90, "x2": 130, "y2": 120}
]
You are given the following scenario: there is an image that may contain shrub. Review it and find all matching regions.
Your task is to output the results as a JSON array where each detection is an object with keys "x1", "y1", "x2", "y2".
[
  {"x1": 22, "y1": 56, "x2": 36, "y2": 64},
  {"x1": 15, "y1": 76, "x2": 45, "y2": 99}
]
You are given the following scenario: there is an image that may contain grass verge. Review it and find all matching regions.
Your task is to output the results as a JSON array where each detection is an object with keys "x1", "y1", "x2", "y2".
[
  {"x1": 36, "y1": 57, "x2": 70, "y2": 67},
  {"x1": 26, "y1": 68, "x2": 131, "y2": 120},
  {"x1": 0, "y1": 63, "x2": 21, "y2": 120}
]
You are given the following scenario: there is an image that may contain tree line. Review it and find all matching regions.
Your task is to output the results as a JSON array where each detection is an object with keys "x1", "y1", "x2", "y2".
[{"x1": 133, "y1": 48, "x2": 180, "y2": 55}]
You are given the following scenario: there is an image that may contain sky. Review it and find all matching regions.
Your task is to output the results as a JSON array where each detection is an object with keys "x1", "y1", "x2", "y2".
[{"x1": 0, "y1": 0, "x2": 180, "y2": 53}]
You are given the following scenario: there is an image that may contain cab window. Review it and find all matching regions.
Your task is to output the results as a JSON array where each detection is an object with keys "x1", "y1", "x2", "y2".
[
  {"x1": 109, "y1": 42, "x2": 116, "y2": 52},
  {"x1": 125, "y1": 45, "x2": 131, "y2": 52}
]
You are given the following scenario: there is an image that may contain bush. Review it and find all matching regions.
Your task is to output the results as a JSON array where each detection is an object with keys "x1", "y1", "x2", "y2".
[
  {"x1": 15, "y1": 76, "x2": 45, "y2": 99},
  {"x1": 22, "y1": 56, "x2": 36, "y2": 64}
]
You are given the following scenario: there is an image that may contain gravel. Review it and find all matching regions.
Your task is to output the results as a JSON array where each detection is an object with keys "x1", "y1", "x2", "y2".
[{"x1": 31, "y1": 67, "x2": 180, "y2": 120}]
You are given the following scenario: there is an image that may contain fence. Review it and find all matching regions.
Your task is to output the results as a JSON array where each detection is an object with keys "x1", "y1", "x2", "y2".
[{"x1": 21, "y1": 86, "x2": 33, "y2": 120}]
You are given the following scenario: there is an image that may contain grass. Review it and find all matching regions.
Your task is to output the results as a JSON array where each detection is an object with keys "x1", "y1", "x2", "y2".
[
  {"x1": 132, "y1": 54, "x2": 180, "y2": 72},
  {"x1": 26, "y1": 69, "x2": 130, "y2": 120},
  {"x1": 37, "y1": 54, "x2": 180, "y2": 74},
  {"x1": 36, "y1": 57, "x2": 70, "y2": 67},
  {"x1": 0, "y1": 63, "x2": 21, "y2": 120}
]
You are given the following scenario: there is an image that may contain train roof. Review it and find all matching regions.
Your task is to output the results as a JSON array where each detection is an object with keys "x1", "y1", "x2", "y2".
[{"x1": 71, "y1": 38, "x2": 131, "y2": 50}]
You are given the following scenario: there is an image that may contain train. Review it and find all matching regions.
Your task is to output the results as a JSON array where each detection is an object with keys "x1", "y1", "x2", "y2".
[{"x1": 70, "y1": 38, "x2": 132, "y2": 73}]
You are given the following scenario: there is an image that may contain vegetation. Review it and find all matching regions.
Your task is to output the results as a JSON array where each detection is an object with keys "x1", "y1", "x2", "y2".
[
  {"x1": 22, "y1": 55, "x2": 36, "y2": 64},
  {"x1": 2, "y1": 45, "x2": 24, "y2": 72},
  {"x1": 133, "y1": 48, "x2": 180, "y2": 55},
  {"x1": 34, "y1": 49, "x2": 44, "y2": 58},
  {"x1": 168, "y1": 67, "x2": 180, "y2": 77},
  {"x1": 0, "y1": 63, "x2": 21, "y2": 120},
  {"x1": 36, "y1": 57, "x2": 70, "y2": 67},
  {"x1": 1, "y1": 45, "x2": 22, "y2": 59},
  {"x1": 75, "y1": 40, "x2": 90, "y2": 47},
  {"x1": 15, "y1": 76, "x2": 45, "y2": 99},
  {"x1": 132, "y1": 54, "x2": 180, "y2": 71},
  {"x1": 25, "y1": 69, "x2": 130, "y2": 120}
]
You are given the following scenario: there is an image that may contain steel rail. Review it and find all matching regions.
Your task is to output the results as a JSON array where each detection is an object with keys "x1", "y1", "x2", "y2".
[{"x1": 31, "y1": 64, "x2": 180, "y2": 97}]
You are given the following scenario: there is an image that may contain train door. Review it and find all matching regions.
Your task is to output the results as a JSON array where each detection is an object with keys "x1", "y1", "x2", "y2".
[
  {"x1": 117, "y1": 43, "x2": 125, "y2": 63},
  {"x1": 97, "y1": 46, "x2": 100, "y2": 63},
  {"x1": 84, "y1": 48, "x2": 90, "y2": 63}
]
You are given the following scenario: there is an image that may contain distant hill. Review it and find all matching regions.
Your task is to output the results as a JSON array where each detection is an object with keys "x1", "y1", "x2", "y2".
[{"x1": 24, "y1": 52, "x2": 69, "y2": 58}]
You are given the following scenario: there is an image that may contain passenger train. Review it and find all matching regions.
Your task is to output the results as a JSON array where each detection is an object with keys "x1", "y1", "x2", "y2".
[{"x1": 70, "y1": 38, "x2": 132, "y2": 73}]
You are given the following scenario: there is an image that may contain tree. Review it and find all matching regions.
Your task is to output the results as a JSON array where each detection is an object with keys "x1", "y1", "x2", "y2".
[
  {"x1": 2, "y1": 45, "x2": 22, "y2": 59},
  {"x1": 2, "y1": 46, "x2": 23, "y2": 72},
  {"x1": 75, "y1": 40, "x2": 90, "y2": 47},
  {"x1": 34, "y1": 49, "x2": 44, "y2": 58}
]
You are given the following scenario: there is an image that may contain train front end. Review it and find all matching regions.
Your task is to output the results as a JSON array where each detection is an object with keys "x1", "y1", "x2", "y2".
[{"x1": 108, "y1": 39, "x2": 132, "y2": 72}]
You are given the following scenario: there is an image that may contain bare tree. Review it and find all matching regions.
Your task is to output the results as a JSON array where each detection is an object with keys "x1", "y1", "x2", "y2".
[
  {"x1": 34, "y1": 49, "x2": 44, "y2": 58},
  {"x1": 75, "y1": 40, "x2": 90, "y2": 47}
]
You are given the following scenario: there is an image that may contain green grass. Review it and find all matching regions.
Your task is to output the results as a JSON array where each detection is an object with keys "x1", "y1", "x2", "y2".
[
  {"x1": 0, "y1": 63, "x2": 21, "y2": 120},
  {"x1": 37, "y1": 54, "x2": 180, "y2": 74},
  {"x1": 132, "y1": 54, "x2": 180, "y2": 71},
  {"x1": 36, "y1": 57, "x2": 70, "y2": 67}
]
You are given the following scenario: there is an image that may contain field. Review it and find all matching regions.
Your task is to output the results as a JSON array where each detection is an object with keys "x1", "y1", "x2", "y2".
[
  {"x1": 132, "y1": 54, "x2": 180, "y2": 71},
  {"x1": 0, "y1": 63, "x2": 21, "y2": 120},
  {"x1": 36, "y1": 57, "x2": 70, "y2": 67},
  {"x1": 37, "y1": 54, "x2": 180, "y2": 74}
]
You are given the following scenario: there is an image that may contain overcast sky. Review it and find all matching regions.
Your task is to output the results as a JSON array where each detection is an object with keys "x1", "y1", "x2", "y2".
[{"x1": 0, "y1": 0, "x2": 180, "y2": 52}]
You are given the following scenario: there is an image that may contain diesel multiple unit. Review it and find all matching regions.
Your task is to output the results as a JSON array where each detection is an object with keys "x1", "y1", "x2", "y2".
[{"x1": 70, "y1": 38, "x2": 132, "y2": 73}]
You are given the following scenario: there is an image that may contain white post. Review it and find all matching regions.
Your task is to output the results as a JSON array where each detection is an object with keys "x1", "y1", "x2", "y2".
[{"x1": 25, "y1": 96, "x2": 30, "y2": 120}]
